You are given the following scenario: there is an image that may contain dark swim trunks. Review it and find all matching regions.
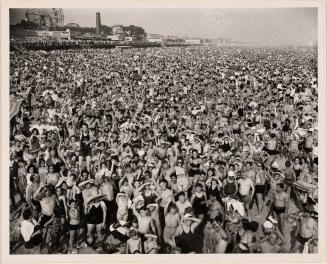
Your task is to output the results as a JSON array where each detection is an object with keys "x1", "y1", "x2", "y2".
[
  {"x1": 255, "y1": 185, "x2": 266, "y2": 194},
  {"x1": 273, "y1": 205, "x2": 286, "y2": 215},
  {"x1": 296, "y1": 234, "x2": 312, "y2": 244}
]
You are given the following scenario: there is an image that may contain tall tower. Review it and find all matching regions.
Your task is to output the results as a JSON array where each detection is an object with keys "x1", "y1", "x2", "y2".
[{"x1": 96, "y1": 12, "x2": 101, "y2": 34}]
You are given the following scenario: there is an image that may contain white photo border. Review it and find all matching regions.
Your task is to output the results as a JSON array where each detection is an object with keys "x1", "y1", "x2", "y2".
[{"x1": 1, "y1": 0, "x2": 326, "y2": 263}]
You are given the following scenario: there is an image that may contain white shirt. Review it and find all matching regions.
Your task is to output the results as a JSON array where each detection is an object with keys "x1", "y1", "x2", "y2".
[
  {"x1": 176, "y1": 200, "x2": 192, "y2": 216},
  {"x1": 21, "y1": 220, "x2": 36, "y2": 242}
]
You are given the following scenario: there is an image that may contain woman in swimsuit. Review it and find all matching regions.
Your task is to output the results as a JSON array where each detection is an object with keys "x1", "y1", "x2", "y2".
[
  {"x1": 141, "y1": 183, "x2": 159, "y2": 206},
  {"x1": 190, "y1": 183, "x2": 208, "y2": 219},
  {"x1": 293, "y1": 157, "x2": 302, "y2": 180},
  {"x1": 173, "y1": 158, "x2": 188, "y2": 193},
  {"x1": 174, "y1": 215, "x2": 202, "y2": 253},
  {"x1": 85, "y1": 200, "x2": 107, "y2": 243},
  {"x1": 188, "y1": 150, "x2": 201, "y2": 187},
  {"x1": 78, "y1": 123, "x2": 92, "y2": 173}
]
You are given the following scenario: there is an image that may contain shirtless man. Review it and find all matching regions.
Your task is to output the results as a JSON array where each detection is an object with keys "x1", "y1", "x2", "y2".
[
  {"x1": 253, "y1": 232, "x2": 287, "y2": 253},
  {"x1": 272, "y1": 183, "x2": 289, "y2": 235},
  {"x1": 26, "y1": 174, "x2": 42, "y2": 210},
  {"x1": 146, "y1": 203, "x2": 161, "y2": 242},
  {"x1": 46, "y1": 165, "x2": 60, "y2": 187},
  {"x1": 238, "y1": 173, "x2": 255, "y2": 212},
  {"x1": 206, "y1": 194, "x2": 225, "y2": 225},
  {"x1": 36, "y1": 186, "x2": 59, "y2": 244},
  {"x1": 156, "y1": 179, "x2": 174, "y2": 234},
  {"x1": 290, "y1": 212, "x2": 318, "y2": 253},
  {"x1": 132, "y1": 203, "x2": 156, "y2": 239},
  {"x1": 99, "y1": 177, "x2": 116, "y2": 225},
  {"x1": 38, "y1": 187, "x2": 58, "y2": 227},
  {"x1": 80, "y1": 180, "x2": 98, "y2": 209},
  {"x1": 245, "y1": 162, "x2": 256, "y2": 182},
  {"x1": 68, "y1": 199, "x2": 80, "y2": 253},
  {"x1": 157, "y1": 179, "x2": 174, "y2": 209},
  {"x1": 159, "y1": 160, "x2": 173, "y2": 182},
  {"x1": 116, "y1": 192, "x2": 129, "y2": 222}
]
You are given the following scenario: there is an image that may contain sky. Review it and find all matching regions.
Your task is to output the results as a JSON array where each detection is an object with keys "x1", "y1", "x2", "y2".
[{"x1": 10, "y1": 8, "x2": 318, "y2": 46}]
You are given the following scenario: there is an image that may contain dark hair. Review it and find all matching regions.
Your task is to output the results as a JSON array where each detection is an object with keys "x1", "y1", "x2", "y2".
[
  {"x1": 139, "y1": 206, "x2": 147, "y2": 212},
  {"x1": 168, "y1": 202, "x2": 177, "y2": 212},
  {"x1": 159, "y1": 179, "x2": 168, "y2": 185},
  {"x1": 69, "y1": 199, "x2": 77, "y2": 204},
  {"x1": 129, "y1": 229, "x2": 137, "y2": 237},
  {"x1": 177, "y1": 191, "x2": 185, "y2": 197},
  {"x1": 248, "y1": 221, "x2": 259, "y2": 232},
  {"x1": 81, "y1": 169, "x2": 89, "y2": 175},
  {"x1": 29, "y1": 174, "x2": 37, "y2": 182},
  {"x1": 23, "y1": 208, "x2": 32, "y2": 220},
  {"x1": 241, "y1": 218, "x2": 250, "y2": 229}
]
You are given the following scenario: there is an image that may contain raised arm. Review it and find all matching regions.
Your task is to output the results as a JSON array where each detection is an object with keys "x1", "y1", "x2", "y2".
[
  {"x1": 132, "y1": 200, "x2": 141, "y2": 219},
  {"x1": 190, "y1": 217, "x2": 202, "y2": 232}
]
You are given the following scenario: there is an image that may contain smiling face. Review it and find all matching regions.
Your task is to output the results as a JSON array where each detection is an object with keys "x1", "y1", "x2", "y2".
[
  {"x1": 134, "y1": 181, "x2": 140, "y2": 188},
  {"x1": 45, "y1": 188, "x2": 51, "y2": 196},
  {"x1": 159, "y1": 181, "x2": 167, "y2": 190},
  {"x1": 56, "y1": 187, "x2": 62, "y2": 196},
  {"x1": 195, "y1": 185, "x2": 202, "y2": 192},
  {"x1": 140, "y1": 209, "x2": 147, "y2": 217},
  {"x1": 178, "y1": 194, "x2": 186, "y2": 203},
  {"x1": 28, "y1": 166, "x2": 34, "y2": 173},
  {"x1": 268, "y1": 233, "x2": 278, "y2": 245},
  {"x1": 48, "y1": 165, "x2": 54, "y2": 173},
  {"x1": 185, "y1": 218, "x2": 192, "y2": 226}
]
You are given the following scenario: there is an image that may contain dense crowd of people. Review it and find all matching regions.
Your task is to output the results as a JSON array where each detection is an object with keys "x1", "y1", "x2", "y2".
[
  {"x1": 9, "y1": 44, "x2": 318, "y2": 254},
  {"x1": 10, "y1": 38, "x2": 162, "y2": 52}
]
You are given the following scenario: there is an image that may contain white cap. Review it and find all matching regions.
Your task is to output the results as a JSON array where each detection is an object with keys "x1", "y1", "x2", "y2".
[
  {"x1": 263, "y1": 221, "x2": 274, "y2": 229},
  {"x1": 228, "y1": 171, "x2": 235, "y2": 177},
  {"x1": 271, "y1": 162, "x2": 279, "y2": 169}
]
